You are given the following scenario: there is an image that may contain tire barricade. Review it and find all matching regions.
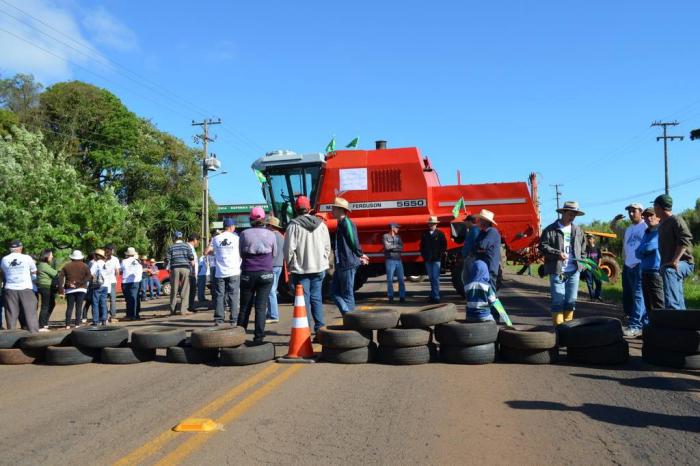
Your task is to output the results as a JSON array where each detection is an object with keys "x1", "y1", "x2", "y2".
[{"x1": 643, "y1": 309, "x2": 700, "y2": 370}]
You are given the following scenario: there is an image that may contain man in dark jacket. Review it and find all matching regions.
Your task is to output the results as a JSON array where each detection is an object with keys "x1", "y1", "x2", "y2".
[
  {"x1": 383, "y1": 222, "x2": 405, "y2": 302},
  {"x1": 471, "y1": 209, "x2": 502, "y2": 290},
  {"x1": 420, "y1": 216, "x2": 447, "y2": 303},
  {"x1": 331, "y1": 197, "x2": 368, "y2": 314},
  {"x1": 538, "y1": 201, "x2": 587, "y2": 326}
]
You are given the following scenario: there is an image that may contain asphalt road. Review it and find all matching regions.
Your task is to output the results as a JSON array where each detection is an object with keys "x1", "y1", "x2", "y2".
[{"x1": 0, "y1": 270, "x2": 698, "y2": 465}]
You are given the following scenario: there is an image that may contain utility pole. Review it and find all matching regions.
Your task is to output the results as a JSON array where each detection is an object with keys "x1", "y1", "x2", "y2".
[
  {"x1": 192, "y1": 118, "x2": 221, "y2": 253},
  {"x1": 550, "y1": 184, "x2": 563, "y2": 211},
  {"x1": 651, "y1": 120, "x2": 684, "y2": 195}
]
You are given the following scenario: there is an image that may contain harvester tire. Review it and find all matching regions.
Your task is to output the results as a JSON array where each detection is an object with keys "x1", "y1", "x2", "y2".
[{"x1": 599, "y1": 256, "x2": 621, "y2": 284}]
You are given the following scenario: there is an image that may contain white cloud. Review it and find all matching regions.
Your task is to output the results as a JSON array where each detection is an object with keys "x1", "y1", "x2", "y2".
[
  {"x1": 0, "y1": 0, "x2": 137, "y2": 83},
  {"x1": 82, "y1": 6, "x2": 138, "y2": 52}
]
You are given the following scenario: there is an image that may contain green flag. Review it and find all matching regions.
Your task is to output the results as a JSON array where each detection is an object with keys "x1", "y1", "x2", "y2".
[
  {"x1": 492, "y1": 299, "x2": 513, "y2": 327},
  {"x1": 345, "y1": 137, "x2": 359, "y2": 148},
  {"x1": 575, "y1": 258, "x2": 609, "y2": 282},
  {"x1": 325, "y1": 137, "x2": 336, "y2": 154},
  {"x1": 253, "y1": 169, "x2": 267, "y2": 183},
  {"x1": 452, "y1": 197, "x2": 465, "y2": 218}
]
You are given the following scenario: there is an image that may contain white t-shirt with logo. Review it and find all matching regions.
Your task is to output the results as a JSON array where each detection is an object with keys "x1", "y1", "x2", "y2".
[
  {"x1": 559, "y1": 224, "x2": 577, "y2": 273},
  {"x1": 1, "y1": 253, "x2": 36, "y2": 290},
  {"x1": 211, "y1": 231, "x2": 241, "y2": 278},
  {"x1": 90, "y1": 259, "x2": 109, "y2": 289},
  {"x1": 623, "y1": 221, "x2": 647, "y2": 268},
  {"x1": 121, "y1": 257, "x2": 143, "y2": 283},
  {"x1": 103, "y1": 256, "x2": 121, "y2": 286}
]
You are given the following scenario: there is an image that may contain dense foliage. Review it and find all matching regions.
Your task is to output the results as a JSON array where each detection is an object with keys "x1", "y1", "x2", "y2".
[{"x1": 0, "y1": 73, "x2": 211, "y2": 260}]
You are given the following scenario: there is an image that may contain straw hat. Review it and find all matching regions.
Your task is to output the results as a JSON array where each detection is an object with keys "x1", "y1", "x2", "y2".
[
  {"x1": 125, "y1": 247, "x2": 137, "y2": 257},
  {"x1": 332, "y1": 197, "x2": 351, "y2": 212},
  {"x1": 94, "y1": 248, "x2": 106, "y2": 259},
  {"x1": 475, "y1": 209, "x2": 498, "y2": 226},
  {"x1": 427, "y1": 216, "x2": 439, "y2": 224},
  {"x1": 266, "y1": 216, "x2": 282, "y2": 229},
  {"x1": 69, "y1": 250, "x2": 84, "y2": 260},
  {"x1": 556, "y1": 201, "x2": 585, "y2": 216}
]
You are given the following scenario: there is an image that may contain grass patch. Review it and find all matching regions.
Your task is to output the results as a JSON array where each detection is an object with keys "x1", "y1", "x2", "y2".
[{"x1": 601, "y1": 277, "x2": 700, "y2": 309}]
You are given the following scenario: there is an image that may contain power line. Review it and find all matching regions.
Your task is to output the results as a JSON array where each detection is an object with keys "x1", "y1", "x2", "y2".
[
  {"x1": 651, "y1": 120, "x2": 684, "y2": 195},
  {"x1": 583, "y1": 174, "x2": 700, "y2": 208}
]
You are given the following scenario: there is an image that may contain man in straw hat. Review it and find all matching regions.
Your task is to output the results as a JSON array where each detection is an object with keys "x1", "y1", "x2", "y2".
[
  {"x1": 331, "y1": 197, "x2": 369, "y2": 314},
  {"x1": 121, "y1": 247, "x2": 143, "y2": 320},
  {"x1": 89, "y1": 248, "x2": 110, "y2": 326},
  {"x1": 611, "y1": 202, "x2": 647, "y2": 338},
  {"x1": 471, "y1": 209, "x2": 502, "y2": 290},
  {"x1": 420, "y1": 216, "x2": 447, "y2": 303},
  {"x1": 539, "y1": 201, "x2": 587, "y2": 326}
]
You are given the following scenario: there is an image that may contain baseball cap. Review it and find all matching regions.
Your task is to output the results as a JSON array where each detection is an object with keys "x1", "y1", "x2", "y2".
[
  {"x1": 295, "y1": 196, "x2": 311, "y2": 211},
  {"x1": 642, "y1": 207, "x2": 655, "y2": 217},
  {"x1": 389, "y1": 222, "x2": 400, "y2": 228},
  {"x1": 173, "y1": 231, "x2": 183, "y2": 239},
  {"x1": 625, "y1": 202, "x2": 644, "y2": 211},
  {"x1": 653, "y1": 194, "x2": 673, "y2": 210},
  {"x1": 223, "y1": 218, "x2": 236, "y2": 228},
  {"x1": 9, "y1": 239, "x2": 22, "y2": 248},
  {"x1": 250, "y1": 206, "x2": 266, "y2": 221}
]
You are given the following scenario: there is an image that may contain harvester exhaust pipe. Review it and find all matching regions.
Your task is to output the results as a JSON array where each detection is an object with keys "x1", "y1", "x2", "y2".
[{"x1": 375, "y1": 140, "x2": 387, "y2": 150}]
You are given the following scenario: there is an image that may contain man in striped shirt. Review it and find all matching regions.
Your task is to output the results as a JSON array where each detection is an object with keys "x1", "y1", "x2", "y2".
[{"x1": 166, "y1": 231, "x2": 195, "y2": 315}]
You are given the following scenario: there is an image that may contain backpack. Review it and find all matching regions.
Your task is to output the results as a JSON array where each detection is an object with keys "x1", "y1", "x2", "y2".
[{"x1": 91, "y1": 265, "x2": 105, "y2": 288}]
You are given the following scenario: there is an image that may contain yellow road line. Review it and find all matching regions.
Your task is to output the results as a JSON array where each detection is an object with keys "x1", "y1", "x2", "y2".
[
  {"x1": 114, "y1": 364, "x2": 282, "y2": 466},
  {"x1": 153, "y1": 364, "x2": 304, "y2": 466}
]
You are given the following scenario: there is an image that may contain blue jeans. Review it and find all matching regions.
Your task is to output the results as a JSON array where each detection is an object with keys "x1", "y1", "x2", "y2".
[
  {"x1": 661, "y1": 262, "x2": 694, "y2": 310},
  {"x1": 91, "y1": 286, "x2": 108, "y2": 324},
  {"x1": 385, "y1": 259, "x2": 405, "y2": 299},
  {"x1": 197, "y1": 274, "x2": 208, "y2": 303},
  {"x1": 549, "y1": 271, "x2": 580, "y2": 313},
  {"x1": 214, "y1": 275, "x2": 240, "y2": 324},
  {"x1": 622, "y1": 265, "x2": 646, "y2": 329},
  {"x1": 149, "y1": 277, "x2": 161, "y2": 297},
  {"x1": 425, "y1": 261, "x2": 441, "y2": 300},
  {"x1": 332, "y1": 266, "x2": 357, "y2": 314},
  {"x1": 267, "y1": 266, "x2": 282, "y2": 319},
  {"x1": 108, "y1": 283, "x2": 117, "y2": 317},
  {"x1": 291, "y1": 272, "x2": 325, "y2": 333},
  {"x1": 122, "y1": 282, "x2": 140, "y2": 319}
]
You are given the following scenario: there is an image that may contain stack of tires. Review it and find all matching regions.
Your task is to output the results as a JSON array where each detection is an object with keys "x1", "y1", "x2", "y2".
[
  {"x1": 436, "y1": 320, "x2": 498, "y2": 364},
  {"x1": 498, "y1": 326, "x2": 559, "y2": 364},
  {"x1": 127, "y1": 328, "x2": 187, "y2": 364},
  {"x1": 318, "y1": 325, "x2": 376, "y2": 364},
  {"x1": 61, "y1": 326, "x2": 133, "y2": 365},
  {"x1": 0, "y1": 330, "x2": 46, "y2": 364},
  {"x1": 558, "y1": 317, "x2": 628, "y2": 365},
  {"x1": 643, "y1": 310, "x2": 700, "y2": 370},
  {"x1": 183, "y1": 326, "x2": 274, "y2": 366}
]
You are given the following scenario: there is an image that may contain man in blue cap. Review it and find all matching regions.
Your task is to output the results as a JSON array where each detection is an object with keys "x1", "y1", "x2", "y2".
[
  {"x1": 383, "y1": 222, "x2": 405, "y2": 302},
  {"x1": 206, "y1": 218, "x2": 241, "y2": 325},
  {"x1": 166, "y1": 231, "x2": 195, "y2": 315}
]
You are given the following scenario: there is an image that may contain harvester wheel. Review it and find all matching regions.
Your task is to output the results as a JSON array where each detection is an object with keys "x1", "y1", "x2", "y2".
[
  {"x1": 450, "y1": 265, "x2": 465, "y2": 298},
  {"x1": 599, "y1": 256, "x2": 621, "y2": 283},
  {"x1": 408, "y1": 275, "x2": 426, "y2": 283}
]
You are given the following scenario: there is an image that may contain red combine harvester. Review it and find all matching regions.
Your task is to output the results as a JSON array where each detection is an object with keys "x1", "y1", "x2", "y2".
[{"x1": 252, "y1": 140, "x2": 541, "y2": 297}]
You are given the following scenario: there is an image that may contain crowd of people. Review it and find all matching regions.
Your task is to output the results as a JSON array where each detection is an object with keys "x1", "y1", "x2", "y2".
[{"x1": 0, "y1": 193, "x2": 695, "y2": 342}]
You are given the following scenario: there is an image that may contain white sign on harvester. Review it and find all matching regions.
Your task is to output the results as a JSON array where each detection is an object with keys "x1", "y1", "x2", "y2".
[{"x1": 339, "y1": 168, "x2": 367, "y2": 191}]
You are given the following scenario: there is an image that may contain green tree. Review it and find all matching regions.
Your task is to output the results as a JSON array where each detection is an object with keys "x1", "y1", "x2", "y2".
[{"x1": 0, "y1": 73, "x2": 42, "y2": 125}]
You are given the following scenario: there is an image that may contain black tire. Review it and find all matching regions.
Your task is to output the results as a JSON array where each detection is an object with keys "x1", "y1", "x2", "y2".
[
  {"x1": 567, "y1": 340, "x2": 629, "y2": 365},
  {"x1": 378, "y1": 344, "x2": 435, "y2": 365},
  {"x1": 450, "y1": 262, "x2": 466, "y2": 298},
  {"x1": 71, "y1": 326, "x2": 129, "y2": 349},
  {"x1": 599, "y1": 256, "x2": 621, "y2": 283},
  {"x1": 0, "y1": 330, "x2": 30, "y2": 348},
  {"x1": 648, "y1": 309, "x2": 700, "y2": 330},
  {"x1": 317, "y1": 325, "x2": 372, "y2": 349},
  {"x1": 131, "y1": 328, "x2": 187, "y2": 349},
  {"x1": 500, "y1": 345, "x2": 559, "y2": 364},
  {"x1": 191, "y1": 326, "x2": 246, "y2": 349},
  {"x1": 643, "y1": 325, "x2": 700, "y2": 353},
  {"x1": 45, "y1": 346, "x2": 99, "y2": 365},
  {"x1": 0, "y1": 348, "x2": 38, "y2": 364},
  {"x1": 557, "y1": 317, "x2": 623, "y2": 348},
  {"x1": 498, "y1": 326, "x2": 557, "y2": 350},
  {"x1": 378, "y1": 328, "x2": 432, "y2": 347},
  {"x1": 343, "y1": 309, "x2": 400, "y2": 331},
  {"x1": 20, "y1": 330, "x2": 72, "y2": 349},
  {"x1": 219, "y1": 341, "x2": 275, "y2": 366},
  {"x1": 101, "y1": 346, "x2": 156, "y2": 364},
  {"x1": 440, "y1": 343, "x2": 496, "y2": 365},
  {"x1": 434, "y1": 320, "x2": 498, "y2": 346},
  {"x1": 400, "y1": 303, "x2": 457, "y2": 328},
  {"x1": 166, "y1": 345, "x2": 219, "y2": 364},
  {"x1": 642, "y1": 344, "x2": 700, "y2": 370},
  {"x1": 321, "y1": 342, "x2": 377, "y2": 364}
]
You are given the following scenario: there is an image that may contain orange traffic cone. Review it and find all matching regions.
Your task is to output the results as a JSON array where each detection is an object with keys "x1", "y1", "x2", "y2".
[{"x1": 277, "y1": 284, "x2": 317, "y2": 363}]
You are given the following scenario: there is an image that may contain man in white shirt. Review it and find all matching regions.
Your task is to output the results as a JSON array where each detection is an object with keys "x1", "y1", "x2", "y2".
[
  {"x1": 120, "y1": 247, "x2": 143, "y2": 320},
  {"x1": 611, "y1": 202, "x2": 648, "y2": 338},
  {"x1": 205, "y1": 218, "x2": 241, "y2": 325},
  {"x1": 103, "y1": 245, "x2": 121, "y2": 323},
  {"x1": 0, "y1": 240, "x2": 39, "y2": 332}
]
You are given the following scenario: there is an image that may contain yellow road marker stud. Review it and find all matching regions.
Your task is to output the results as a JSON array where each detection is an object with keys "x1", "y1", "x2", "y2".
[{"x1": 173, "y1": 418, "x2": 223, "y2": 433}]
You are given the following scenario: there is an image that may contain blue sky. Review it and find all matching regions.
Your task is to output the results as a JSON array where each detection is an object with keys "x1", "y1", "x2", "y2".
[{"x1": 2, "y1": 0, "x2": 699, "y2": 226}]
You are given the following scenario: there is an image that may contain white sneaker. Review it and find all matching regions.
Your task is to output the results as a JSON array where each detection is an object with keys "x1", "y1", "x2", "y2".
[
  {"x1": 81, "y1": 319, "x2": 87, "y2": 324},
  {"x1": 39, "y1": 327, "x2": 50, "y2": 332},
  {"x1": 622, "y1": 327, "x2": 642, "y2": 338},
  {"x1": 265, "y1": 319, "x2": 279, "y2": 324}
]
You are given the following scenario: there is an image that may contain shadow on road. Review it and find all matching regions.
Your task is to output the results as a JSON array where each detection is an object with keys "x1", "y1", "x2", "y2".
[
  {"x1": 571, "y1": 373, "x2": 700, "y2": 393},
  {"x1": 505, "y1": 400, "x2": 700, "y2": 432}
]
